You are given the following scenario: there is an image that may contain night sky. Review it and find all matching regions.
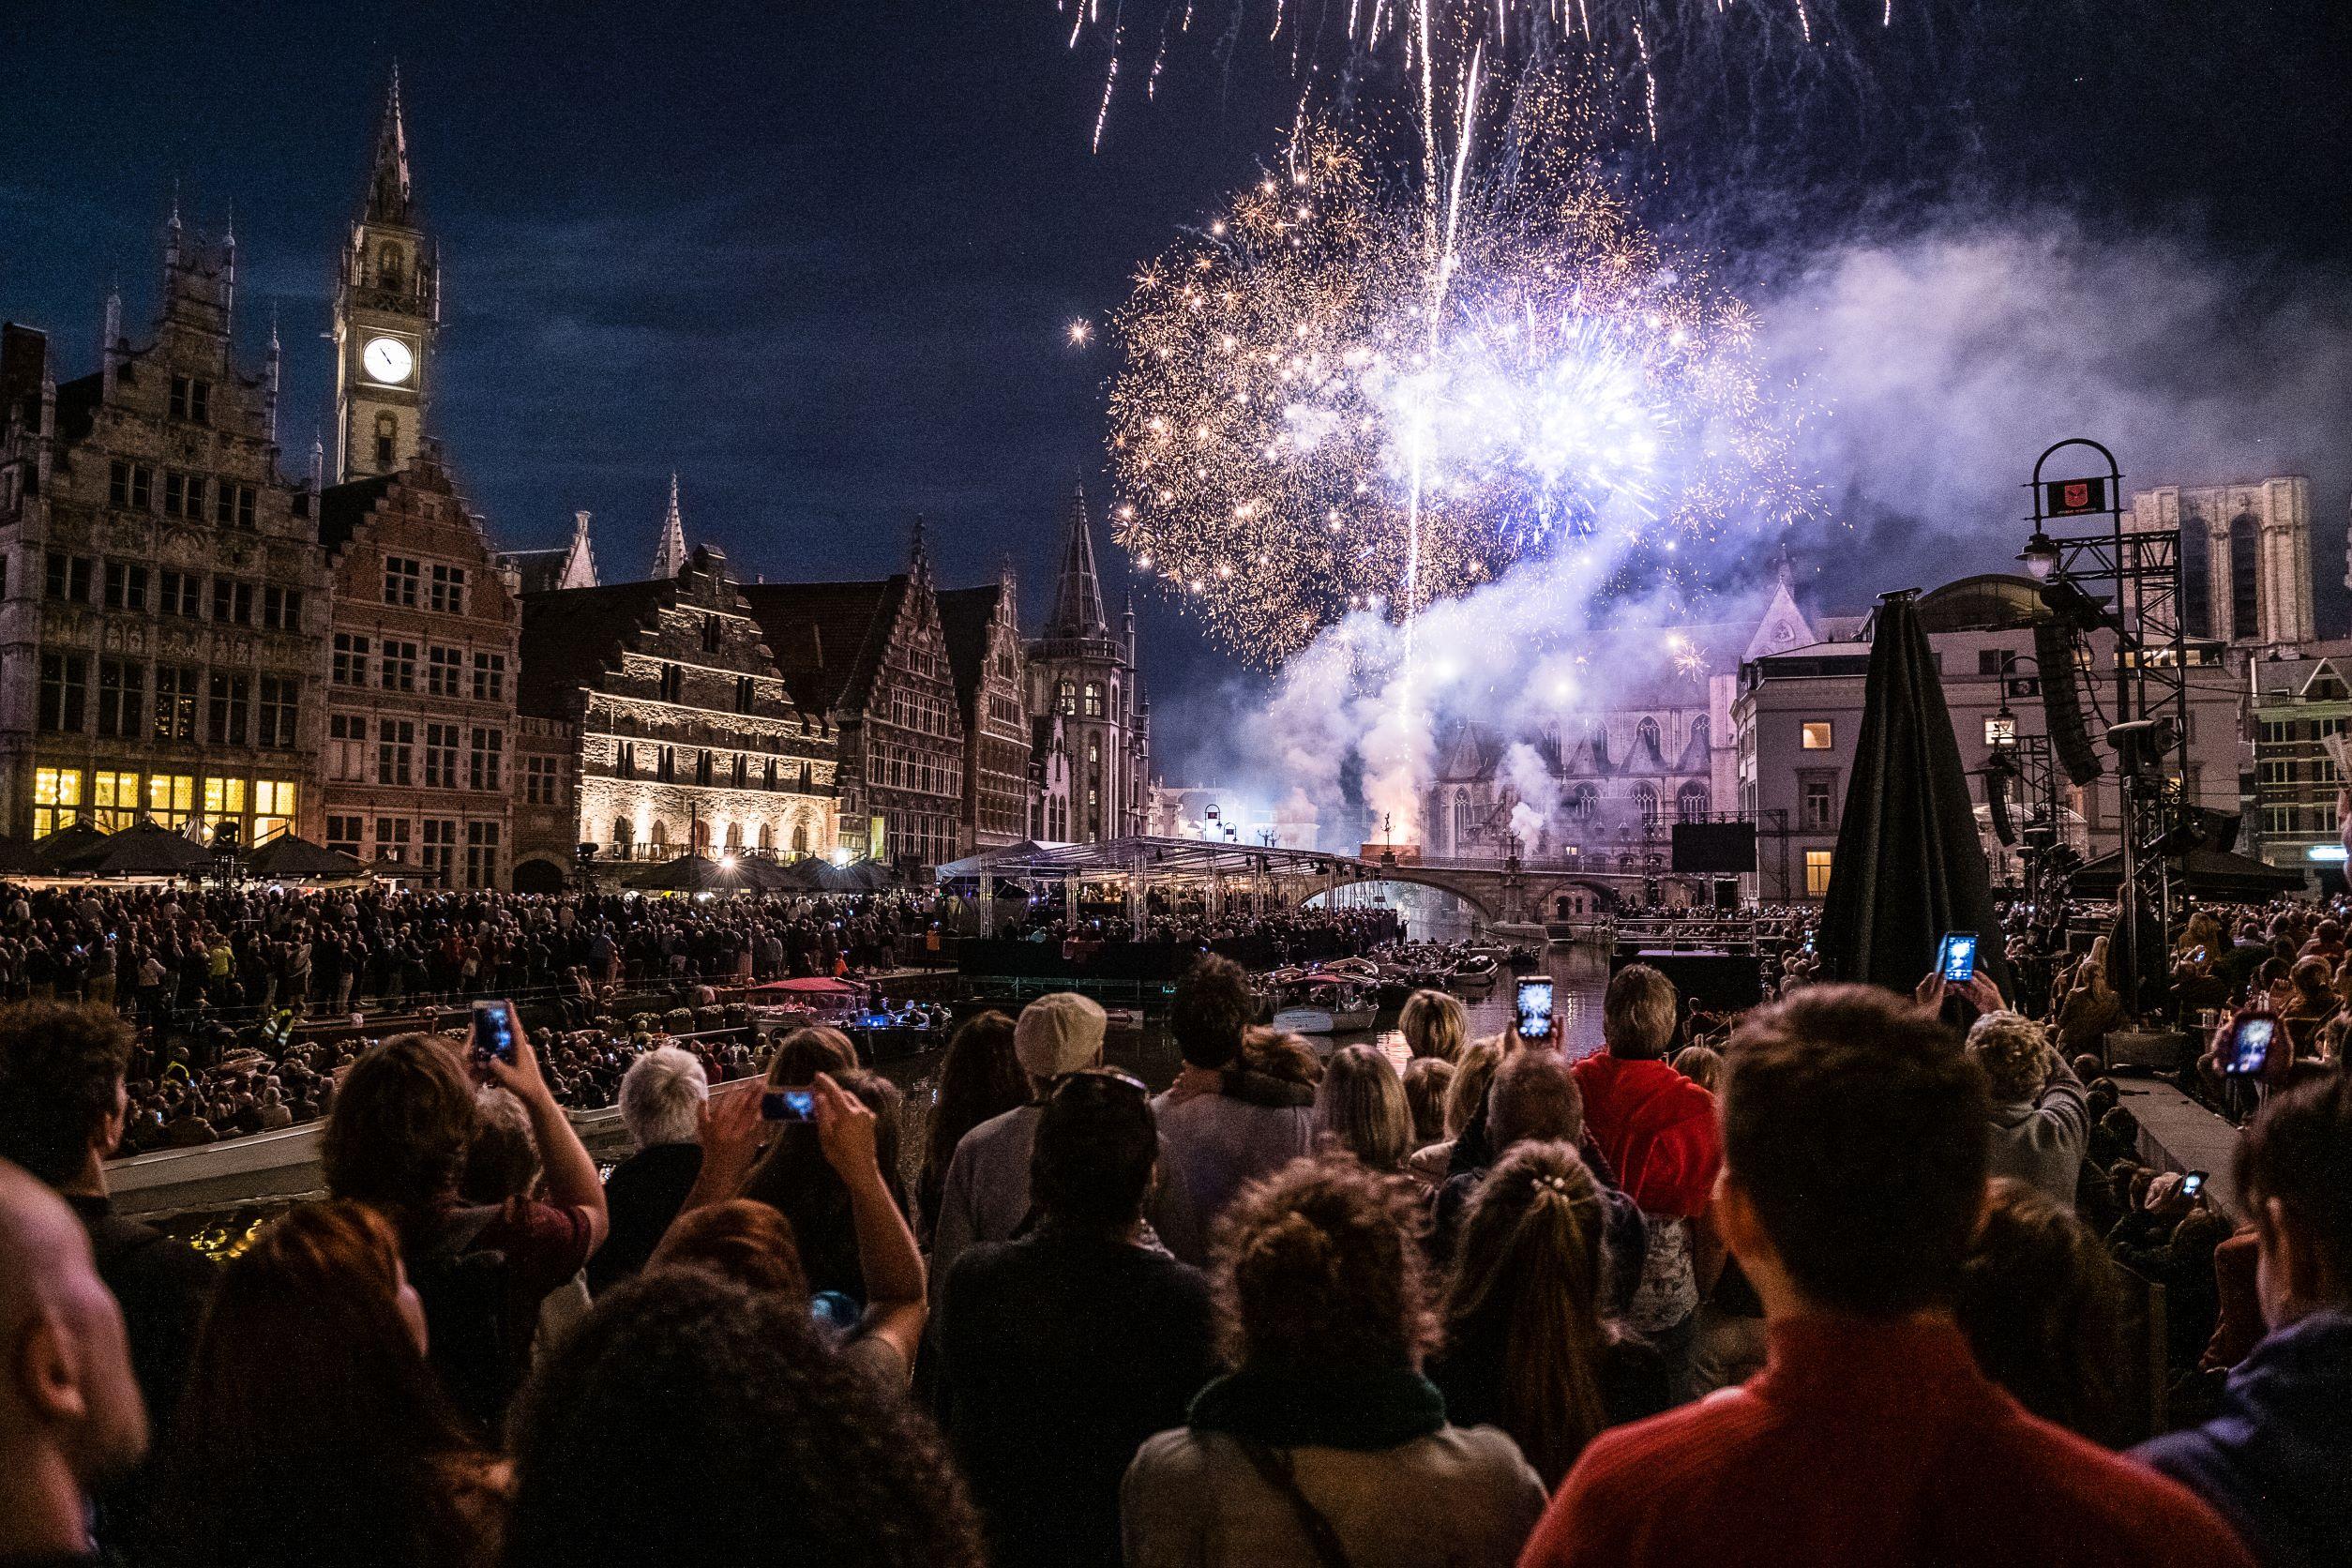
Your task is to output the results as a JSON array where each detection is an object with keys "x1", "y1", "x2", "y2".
[{"x1": 3, "y1": 3, "x2": 2346, "y2": 778}]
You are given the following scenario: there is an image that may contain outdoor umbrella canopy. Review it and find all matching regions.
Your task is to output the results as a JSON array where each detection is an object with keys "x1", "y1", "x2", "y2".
[
  {"x1": 789, "y1": 857, "x2": 893, "y2": 893},
  {"x1": 242, "y1": 834, "x2": 371, "y2": 881},
  {"x1": 54, "y1": 821, "x2": 214, "y2": 878},
  {"x1": 625, "y1": 853, "x2": 779, "y2": 894},
  {"x1": 31, "y1": 822, "x2": 112, "y2": 870},
  {"x1": 2072, "y1": 844, "x2": 2304, "y2": 902},
  {"x1": 1816, "y1": 593, "x2": 2012, "y2": 996}
]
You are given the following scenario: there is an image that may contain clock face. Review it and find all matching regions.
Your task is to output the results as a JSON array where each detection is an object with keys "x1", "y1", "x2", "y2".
[{"x1": 362, "y1": 336, "x2": 414, "y2": 384}]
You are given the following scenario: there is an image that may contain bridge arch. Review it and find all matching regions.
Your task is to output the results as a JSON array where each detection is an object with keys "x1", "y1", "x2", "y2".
[{"x1": 1306, "y1": 869, "x2": 1500, "y2": 923}]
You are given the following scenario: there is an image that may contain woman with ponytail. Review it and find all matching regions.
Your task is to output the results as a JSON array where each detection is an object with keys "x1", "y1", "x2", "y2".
[
  {"x1": 1429, "y1": 1140, "x2": 1671, "y2": 1487},
  {"x1": 1122, "y1": 1154, "x2": 1546, "y2": 1567}
]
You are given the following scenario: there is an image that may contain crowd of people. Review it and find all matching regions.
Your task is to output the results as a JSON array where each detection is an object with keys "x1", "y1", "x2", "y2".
[
  {"x1": 1, "y1": 919, "x2": 2346, "y2": 1568},
  {"x1": 998, "y1": 903, "x2": 1406, "y2": 962}
]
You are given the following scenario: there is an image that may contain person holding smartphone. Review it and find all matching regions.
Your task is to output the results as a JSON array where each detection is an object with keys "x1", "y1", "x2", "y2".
[
  {"x1": 1962, "y1": 1011, "x2": 2089, "y2": 1212},
  {"x1": 319, "y1": 1006, "x2": 609, "y2": 1431}
]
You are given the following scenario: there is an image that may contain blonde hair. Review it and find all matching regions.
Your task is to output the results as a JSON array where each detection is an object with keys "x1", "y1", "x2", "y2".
[
  {"x1": 1445, "y1": 1038, "x2": 1505, "y2": 1140},
  {"x1": 1670, "y1": 1044, "x2": 1722, "y2": 1093},
  {"x1": 1966, "y1": 1010, "x2": 2052, "y2": 1105},
  {"x1": 1315, "y1": 1045, "x2": 1412, "y2": 1172},
  {"x1": 1397, "y1": 988, "x2": 1468, "y2": 1062}
]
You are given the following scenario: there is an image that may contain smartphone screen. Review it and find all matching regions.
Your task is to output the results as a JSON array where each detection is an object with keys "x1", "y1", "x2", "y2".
[
  {"x1": 2227, "y1": 1017, "x2": 2275, "y2": 1076},
  {"x1": 761, "y1": 1088, "x2": 816, "y2": 1122},
  {"x1": 2181, "y1": 1171, "x2": 2208, "y2": 1199},
  {"x1": 1939, "y1": 933, "x2": 1978, "y2": 986},
  {"x1": 1515, "y1": 977, "x2": 1555, "y2": 1040},
  {"x1": 470, "y1": 1001, "x2": 515, "y2": 1063}
]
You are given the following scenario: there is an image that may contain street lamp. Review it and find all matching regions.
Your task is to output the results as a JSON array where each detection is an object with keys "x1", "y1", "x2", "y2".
[{"x1": 2018, "y1": 531, "x2": 2061, "y2": 581}]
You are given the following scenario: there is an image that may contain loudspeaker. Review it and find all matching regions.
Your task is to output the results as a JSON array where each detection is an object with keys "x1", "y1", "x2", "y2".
[
  {"x1": 1986, "y1": 765, "x2": 2016, "y2": 847},
  {"x1": 2034, "y1": 619, "x2": 2104, "y2": 787},
  {"x1": 1671, "y1": 821, "x2": 1757, "y2": 874},
  {"x1": 1613, "y1": 949, "x2": 1763, "y2": 1011}
]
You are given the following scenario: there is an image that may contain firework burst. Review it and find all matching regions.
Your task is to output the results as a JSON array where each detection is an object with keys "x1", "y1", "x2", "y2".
[{"x1": 1107, "y1": 120, "x2": 1818, "y2": 663}]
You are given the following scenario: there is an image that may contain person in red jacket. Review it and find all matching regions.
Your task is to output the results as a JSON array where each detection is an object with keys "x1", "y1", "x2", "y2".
[
  {"x1": 1572, "y1": 964, "x2": 1721, "y2": 1395},
  {"x1": 1519, "y1": 984, "x2": 2254, "y2": 1568}
]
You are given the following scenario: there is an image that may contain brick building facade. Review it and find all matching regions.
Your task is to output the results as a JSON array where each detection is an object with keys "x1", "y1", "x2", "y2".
[
  {"x1": 938, "y1": 567, "x2": 1033, "y2": 854},
  {"x1": 316, "y1": 451, "x2": 520, "y2": 886},
  {"x1": 743, "y1": 525, "x2": 966, "y2": 873}
]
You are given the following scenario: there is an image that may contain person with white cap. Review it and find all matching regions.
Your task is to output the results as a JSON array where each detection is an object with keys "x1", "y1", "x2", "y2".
[{"x1": 931, "y1": 994, "x2": 1201, "y2": 1303}]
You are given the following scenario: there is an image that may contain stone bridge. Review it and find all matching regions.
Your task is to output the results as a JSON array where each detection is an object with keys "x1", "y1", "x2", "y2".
[{"x1": 1310, "y1": 854, "x2": 1711, "y2": 926}]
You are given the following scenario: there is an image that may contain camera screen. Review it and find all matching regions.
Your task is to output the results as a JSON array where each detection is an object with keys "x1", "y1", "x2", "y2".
[{"x1": 1515, "y1": 979, "x2": 1554, "y2": 1040}]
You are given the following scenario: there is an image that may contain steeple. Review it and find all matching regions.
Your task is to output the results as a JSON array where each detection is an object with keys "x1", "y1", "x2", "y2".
[
  {"x1": 367, "y1": 64, "x2": 413, "y2": 226},
  {"x1": 1046, "y1": 485, "x2": 1110, "y2": 640},
  {"x1": 264, "y1": 308, "x2": 281, "y2": 444},
  {"x1": 651, "y1": 472, "x2": 687, "y2": 580},
  {"x1": 908, "y1": 514, "x2": 931, "y2": 582}
]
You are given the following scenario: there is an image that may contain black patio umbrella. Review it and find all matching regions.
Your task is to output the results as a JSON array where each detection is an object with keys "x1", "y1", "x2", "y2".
[
  {"x1": 625, "y1": 852, "x2": 770, "y2": 894},
  {"x1": 786, "y1": 856, "x2": 894, "y2": 893},
  {"x1": 31, "y1": 821, "x2": 111, "y2": 870},
  {"x1": 1816, "y1": 592, "x2": 2012, "y2": 997},
  {"x1": 55, "y1": 821, "x2": 214, "y2": 878},
  {"x1": 242, "y1": 834, "x2": 372, "y2": 881}
]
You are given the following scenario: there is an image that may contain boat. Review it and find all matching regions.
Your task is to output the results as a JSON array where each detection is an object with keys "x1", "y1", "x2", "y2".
[
  {"x1": 1270, "y1": 973, "x2": 1380, "y2": 1035},
  {"x1": 1447, "y1": 952, "x2": 1500, "y2": 992}
]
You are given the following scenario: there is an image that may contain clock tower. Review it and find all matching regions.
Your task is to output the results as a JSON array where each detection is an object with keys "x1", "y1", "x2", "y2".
[{"x1": 335, "y1": 68, "x2": 438, "y2": 483}]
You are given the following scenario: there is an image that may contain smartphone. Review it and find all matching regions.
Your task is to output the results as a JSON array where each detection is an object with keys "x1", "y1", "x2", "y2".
[
  {"x1": 470, "y1": 1000, "x2": 516, "y2": 1063},
  {"x1": 1515, "y1": 977, "x2": 1555, "y2": 1040},
  {"x1": 2225, "y1": 1017, "x2": 2275, "y2": 1077},
  {"x1": 761, "y1": 1088, "x2": 816, "y2": 1122},
  {"x1": 2181, "y1": 1170, "x2": 2208, "y2": 1199},
  {"x1": 1938, "y1": 932, "x2": 1978, "y2": 986}
]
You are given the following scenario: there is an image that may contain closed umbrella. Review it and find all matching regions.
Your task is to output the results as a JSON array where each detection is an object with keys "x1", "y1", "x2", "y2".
[{"x1": 1816, "y1": 591, "x2": 2011, "y2": 996}]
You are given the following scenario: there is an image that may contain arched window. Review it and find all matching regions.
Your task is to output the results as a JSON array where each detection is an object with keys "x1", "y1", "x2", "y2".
[
  {"x1": 791, "y1": 821, "x2": 809, "y2": 854},
  {"x1": 649, "y1": 820, "x2": 669, "y2": 849},
  {"x1": 1057, "y1": 680, "x2": 1077, "y2": 716},
  {"x1": 373, "y1": 412, "x2": 398, "y2": 470},
  {"x1": 2180, "y1": 514, "x2": 2211, "y2": 638},
  {"x1": 1109, "y1": 680, "x2": 1121, "y2": 716},
  {"x1": 1636, "y1": 716, "x2": 1662, "y2": 758},
  {"x1": 2229, "y1": 513, "x2": 2261, "y2": 640},
  {"x1": 1690, "y1": 716, "x2": 1709, "y2": 751},
  {"x1": 1454, "y1": 789, "x2": 1474, "y2": 847},
  {"x1": 690, "y1": 819, "x2": 710, "y2": 853},
  {"x1": 1678, "y1": 781, "x2": 1711, "y2": 822},
  {"x1": 723, "y1": 820, "x2": 743, "y2": 851},
  {"x1": 1570, "y1": 784, "x2": 1598, "y2": 822},
  {"x1": 1083, "y1": 682, "x2": 1105, "y2": 717},
  {"x1": 1634, "y1": 783, "x2": 1659, "y2": 825},
  {"x1": 379, "y1": 243, "x2": 402, "y2": 289},
  {"x1": 612, "y1": 818, "x2": 633, "y2": 852},
  {"x1": 759, "y1": 822, "x2": 775, "y2": 852}
]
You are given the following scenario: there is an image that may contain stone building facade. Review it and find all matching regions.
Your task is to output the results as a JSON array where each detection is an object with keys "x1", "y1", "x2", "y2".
[
  {"x1": 743, "y1": 526, "x2": 966, "y2": 872},
  {"x1": 0, "y1": 219, "x2": 326, "y2": 848},
  {"x1": 519, "y1": 544, "x2": 837, "y2": 880},
  {"x1": 2129, "y1": 476, "x2": 2315, "y2": 654},
  {"x1": 334, "y1": 72, "x2": 436, "y2": 485},
  {"x1": 938, "y1": 568, "x2": 1033, "y2": 854},
  {"x1": 316, "y1": 451, "x2": 520, "y2": 887},
  {"x1": 1027, "y1": 489, "x2": 1149, "y2": 842}
]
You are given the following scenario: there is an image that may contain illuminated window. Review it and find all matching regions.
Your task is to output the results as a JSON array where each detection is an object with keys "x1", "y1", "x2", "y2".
[
  {"x1": 253, "y1": 780, "x2": 296, "y2": 845},
  {"x1": 1805, "y1": 848, "x2": 1834, "y2": 897},
  {"x1": 33, "y1": 767, "x2": 82, "y2": 837},
  {"x1": 201, "y1": 776, "x2": 247, "y2": 840},
  {"x1": 146, "y1": 775, "x2": 195, "y2": 830},
  {"x1": 1801, "y1": 721, "x2": 1833, "y2": 750},
  {"x1": 1984, "y1": 715, "x2": 2017, "y2": 746},
  {"x1": 1083, "y1": 682, "x2": 1105, "y2": 717},
  {"x1": 91, "y1": 771, "x2": 140, "y2": 831}
]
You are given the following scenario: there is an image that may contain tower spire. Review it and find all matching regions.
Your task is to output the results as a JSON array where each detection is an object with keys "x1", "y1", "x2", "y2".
[
  {"x1": 651, "y1": 472, "x2": 687, "y2": 580},
  {"x1": 367, "y1": 63, "x2": 413, "y2": 224},
  {"x1": 908, "y1": 513, "x2": 930, "y2": 580},
  {"x1": 1046, "y1": 485, "x2": 1109, "y2": 640}
]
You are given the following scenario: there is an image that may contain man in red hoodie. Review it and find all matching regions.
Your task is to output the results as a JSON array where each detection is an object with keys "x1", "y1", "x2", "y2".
[
  {"x1": 1573, "y1": 964, "x2": 1721, "y2": 1395},
  {"x1": 1519, "y1": 985, "x2": 2254, "y2": 1568}
]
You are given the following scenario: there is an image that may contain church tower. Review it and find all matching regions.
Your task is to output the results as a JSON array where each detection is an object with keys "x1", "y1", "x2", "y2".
[
  {"x1": 1027, "y1": 487, "x2": 1148, "y2": 842},
  {"x1": 334, "y1": 68, "x2": 438, "y2": 482}
]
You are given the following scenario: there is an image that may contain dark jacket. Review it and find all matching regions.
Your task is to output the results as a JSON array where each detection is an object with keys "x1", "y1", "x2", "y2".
[
  {"x1": 586, "y1": 1140, "x2": 701, "y2": 1296},
  {"x1": 2135, "y1": 1308, "x2": 2352, "y2": 1568},
  {"x1": 938, "y1": 1226, "x2": 1216, "y2": 1568}
]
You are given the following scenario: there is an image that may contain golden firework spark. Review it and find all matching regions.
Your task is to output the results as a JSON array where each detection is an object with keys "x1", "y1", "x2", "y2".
[{"x1": 1107, "y1": 117, "x2": 1819, "y2": 664}]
